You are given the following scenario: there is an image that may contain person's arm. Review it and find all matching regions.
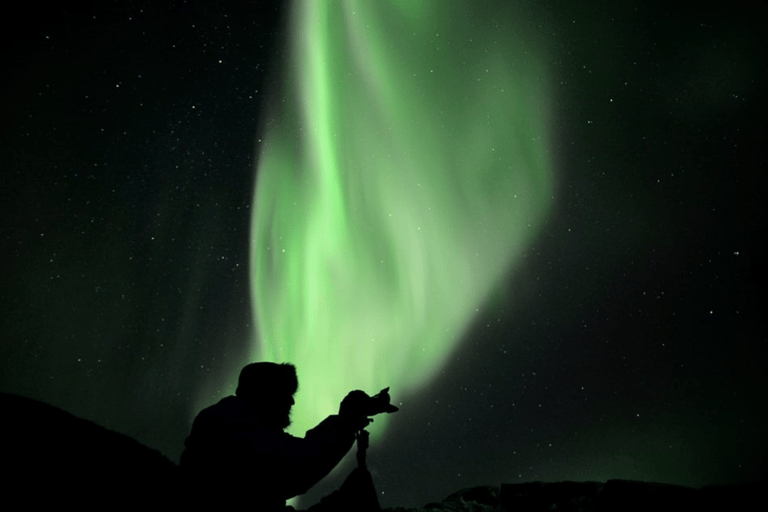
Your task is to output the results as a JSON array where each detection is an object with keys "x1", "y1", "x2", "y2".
[
  {"x1": 278, "y1": 414, "x2": 358, "y2": 498},
  {"x1": 269, "y1": 388, "x2": 397, "y2": 499}
]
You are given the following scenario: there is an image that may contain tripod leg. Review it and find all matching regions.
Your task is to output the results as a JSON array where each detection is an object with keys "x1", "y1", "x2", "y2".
[{"x1": 356, "y1": 429, "x2": 369, "y2": 469}]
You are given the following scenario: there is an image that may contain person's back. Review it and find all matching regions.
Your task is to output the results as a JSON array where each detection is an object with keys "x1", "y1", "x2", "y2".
[
  {"x1": 181, "y1": 394, "x2": 302, "y2": 508},
  {"x1": 179, "y1": 362, "x2": 394, "y2": 510}
]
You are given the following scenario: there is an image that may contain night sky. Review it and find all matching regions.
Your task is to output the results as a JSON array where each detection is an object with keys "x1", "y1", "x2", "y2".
[{"x1": 1, "y1": 1, "x2": 765, "y2": 509}]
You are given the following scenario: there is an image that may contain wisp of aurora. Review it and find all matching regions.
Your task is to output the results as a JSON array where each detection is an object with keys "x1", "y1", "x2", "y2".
[{"x1": 247, "y1": 0, "x2": 553, "y2": 439}]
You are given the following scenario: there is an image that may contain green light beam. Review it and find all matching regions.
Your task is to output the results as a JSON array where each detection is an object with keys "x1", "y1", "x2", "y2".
[{"x1": 249, "y1": 0, "x2": 554, "y2": 439}]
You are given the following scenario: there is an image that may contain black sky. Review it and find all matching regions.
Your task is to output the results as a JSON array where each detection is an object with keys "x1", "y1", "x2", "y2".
[{"x1": 1, "y1": 1, "x2": 766, "y2": 508}]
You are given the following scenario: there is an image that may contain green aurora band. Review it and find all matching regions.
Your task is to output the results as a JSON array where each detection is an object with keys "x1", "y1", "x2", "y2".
[{"x1": 249, "y1": 0, "x2": 554, "y2": 439}]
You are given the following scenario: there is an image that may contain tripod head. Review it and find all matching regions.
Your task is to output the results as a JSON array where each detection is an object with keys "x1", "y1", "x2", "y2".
[{"x1": 351, "y1": 387, "x2": 398, "y2": 469}]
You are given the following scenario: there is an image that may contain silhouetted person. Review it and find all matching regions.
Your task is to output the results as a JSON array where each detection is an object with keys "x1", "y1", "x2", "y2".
[{"x1": 180, "y1": 362, "x2": 396, "y2": 511}]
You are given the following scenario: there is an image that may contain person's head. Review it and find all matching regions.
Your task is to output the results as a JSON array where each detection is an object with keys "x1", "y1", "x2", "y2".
[{"x1": 236, "y1": 362, "x2": 298, "y2": 429}]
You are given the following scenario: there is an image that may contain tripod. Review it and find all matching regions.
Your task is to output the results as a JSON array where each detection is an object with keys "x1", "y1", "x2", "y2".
[{"x1": 355, "y1": 429, "x2": 370, "y2": 469}]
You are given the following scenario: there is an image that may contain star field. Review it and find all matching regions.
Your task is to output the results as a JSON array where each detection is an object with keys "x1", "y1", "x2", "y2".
[{"x1": 1, "y1": 1, "x2": 765, "y2": 509}]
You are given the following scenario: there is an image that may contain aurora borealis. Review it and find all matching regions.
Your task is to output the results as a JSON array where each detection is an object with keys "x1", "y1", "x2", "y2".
[
  {"x1": 250, "y1": 0, "x2": 552, "y2": 439},
  {"x1": 1, "y1": 1, "x2": 766, "y2": 509}
]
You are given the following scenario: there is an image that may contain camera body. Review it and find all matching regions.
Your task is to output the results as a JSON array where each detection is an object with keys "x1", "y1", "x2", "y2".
[{"x1": 341, "y1": 387, "x2": 399, "y2": 419}]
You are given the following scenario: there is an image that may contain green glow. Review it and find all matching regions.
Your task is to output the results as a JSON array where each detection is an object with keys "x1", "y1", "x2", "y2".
[{"x1": 250, "y1": 0, "x2": 553, "y2": 438}]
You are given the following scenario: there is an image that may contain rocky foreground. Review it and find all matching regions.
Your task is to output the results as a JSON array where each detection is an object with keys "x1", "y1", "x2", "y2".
[
  {"x1": 383, "y1": 480, "x2": 761, "y2": 511},
  {"x1": 1, "y1": 392, "x2": 760, "y2": 510}
]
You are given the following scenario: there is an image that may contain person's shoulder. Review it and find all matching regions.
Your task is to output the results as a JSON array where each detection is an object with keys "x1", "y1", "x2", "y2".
[
  {"x1": 195, "y1": 395, "x2": 242, "y2": 420},
  {"x1": 215, "y1": 395, "x2": 241, "y2": 408}
]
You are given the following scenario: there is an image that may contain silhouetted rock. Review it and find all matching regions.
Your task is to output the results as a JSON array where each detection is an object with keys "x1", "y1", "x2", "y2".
[
  {"x1": 500, "y1": 480, "x2": 602, "y2": 511},
  {"x1": 0, "y1": 393, "x2": 762, "y2": 510},
  {"x1": 383, "y1": 480, "x2": 764, "y2": 511},
  {"x1": 385, "y1": 486, "x2": 501, "y2": 512},
  {"x1": 0, "y1": 392, "x2": 178, "y2": 507}
]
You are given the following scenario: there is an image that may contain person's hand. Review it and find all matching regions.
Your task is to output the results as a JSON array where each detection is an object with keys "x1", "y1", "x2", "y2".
[{"x1": 339, "y1": 390, "x2": 373, "y2": 431}]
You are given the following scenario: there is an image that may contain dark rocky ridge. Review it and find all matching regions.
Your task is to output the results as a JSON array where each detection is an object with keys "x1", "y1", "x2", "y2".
[
  {"x1": 1, "y1": 392, "x2": 178, "y2": 506},
  {"x1": 1, "y1": 392, "x2": 759, "y2": 510},
  {"x1": 388, "y1": 480, "x2": 761, "y2": 511}
]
